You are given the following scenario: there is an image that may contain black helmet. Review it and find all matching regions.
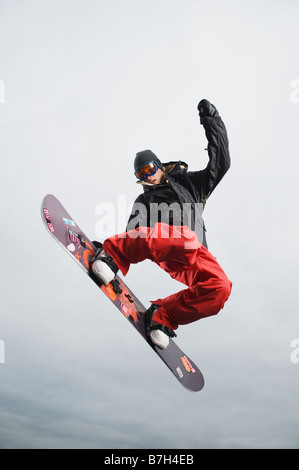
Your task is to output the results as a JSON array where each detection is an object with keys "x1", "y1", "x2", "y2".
[{"x1": 134, "y1": 150, "x2": 163, "y2": 171}]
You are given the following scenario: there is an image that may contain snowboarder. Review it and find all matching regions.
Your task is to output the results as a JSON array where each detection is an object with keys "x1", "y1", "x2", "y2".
[{"x1": 91, "y1": 99, "x2": 232, "y2": 349}]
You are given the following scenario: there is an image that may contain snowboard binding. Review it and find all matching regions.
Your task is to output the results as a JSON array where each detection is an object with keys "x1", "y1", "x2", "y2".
[
  {"x1": 145, "y1": 304, "x2": 177, "y2": 350},
  {"x1": 90, "y1": 241, "x2": 119, "y2": 286}
]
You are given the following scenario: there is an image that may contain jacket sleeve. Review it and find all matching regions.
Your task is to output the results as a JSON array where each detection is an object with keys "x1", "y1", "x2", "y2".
[{"x1": 187, "y1": 115, "x2": 231, "y2": 203}]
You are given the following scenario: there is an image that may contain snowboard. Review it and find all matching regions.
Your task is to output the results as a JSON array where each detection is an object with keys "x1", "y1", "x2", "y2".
[{"x1": 41, "y1": 194, "x2": 204, "y2": 392}]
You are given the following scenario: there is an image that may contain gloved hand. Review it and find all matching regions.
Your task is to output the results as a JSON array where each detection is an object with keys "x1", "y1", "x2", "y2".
[{"x1": 197, "y1": 99, "x2": 219, "y2": 123}]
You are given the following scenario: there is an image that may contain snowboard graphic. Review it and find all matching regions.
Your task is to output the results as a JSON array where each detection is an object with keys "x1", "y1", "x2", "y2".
[{"x1": 41, "y1": 194, "x2": 204, "y2": 392}]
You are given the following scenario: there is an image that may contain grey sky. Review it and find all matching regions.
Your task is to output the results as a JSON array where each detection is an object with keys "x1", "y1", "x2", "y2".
[{"x1": 1, "y1": 0, "x2": 299, "y2": 449}]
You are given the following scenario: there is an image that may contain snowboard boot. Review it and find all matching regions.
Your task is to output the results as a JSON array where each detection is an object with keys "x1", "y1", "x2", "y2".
[
  {"x1": 90, "y1": 241, "x2": 119, "y2": 285},
  {"x1": 145, "y1": 304, "x2": 177, "y2": 350}
]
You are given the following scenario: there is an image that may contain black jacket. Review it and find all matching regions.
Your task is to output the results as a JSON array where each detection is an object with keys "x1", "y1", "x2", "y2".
[{"x1": 126, "y1": 115, "x2": 230, "y2": 248}]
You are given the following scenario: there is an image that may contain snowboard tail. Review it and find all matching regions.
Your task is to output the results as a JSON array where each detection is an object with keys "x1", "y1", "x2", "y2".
[{"x1": 41, "y1": 194, "x2": 204, "y2": 392}]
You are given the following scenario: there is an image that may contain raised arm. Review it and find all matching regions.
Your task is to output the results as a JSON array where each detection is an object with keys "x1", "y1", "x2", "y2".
[{"x1": 188, "y1": 99, "x2": 231, "y2": 203}]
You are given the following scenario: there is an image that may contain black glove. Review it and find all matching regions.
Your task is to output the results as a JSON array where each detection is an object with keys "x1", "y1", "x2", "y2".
[{"x1": 197, "y1": 99, "x2": 219, "y2": 123}]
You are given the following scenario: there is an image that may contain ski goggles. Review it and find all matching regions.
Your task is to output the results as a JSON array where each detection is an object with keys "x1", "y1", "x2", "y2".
[{"x1": 134, "y1": 161, "x2": 159, "y2": 181}]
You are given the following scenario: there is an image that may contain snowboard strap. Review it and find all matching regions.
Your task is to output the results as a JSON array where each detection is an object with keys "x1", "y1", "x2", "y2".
[
  {"x1": 145, "y1": 304, "x2": 177, "y2": 338},
  {"x1": 89, "y1": 241, "x2": 104, "y2": 265}
]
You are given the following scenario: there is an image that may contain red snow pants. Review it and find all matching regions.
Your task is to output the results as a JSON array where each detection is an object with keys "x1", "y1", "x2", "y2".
[{"x1": 103, "y1": 223, "x2": 232, "y2": 331}]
